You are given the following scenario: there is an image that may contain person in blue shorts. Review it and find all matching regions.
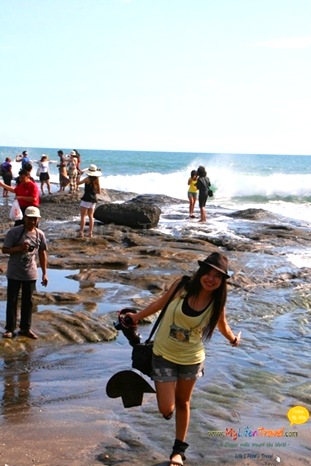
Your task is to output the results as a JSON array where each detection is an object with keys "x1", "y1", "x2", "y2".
[{"x1": 126, "y1": 252, "x2": 241, "y2": 466}]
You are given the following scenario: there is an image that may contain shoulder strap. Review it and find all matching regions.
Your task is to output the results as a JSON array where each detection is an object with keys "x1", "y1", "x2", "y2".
[
  {"x1": 15, "y1": 227, "x2": 25, "y2": 245},
  {"x1": 145, "y1": 275, "x2": 190, "y2": 343}
]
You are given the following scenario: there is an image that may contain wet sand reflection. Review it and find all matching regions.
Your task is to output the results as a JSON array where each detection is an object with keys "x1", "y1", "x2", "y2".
[{"x1": 1, "y1": 352, "x2": 32, "y2": 421}]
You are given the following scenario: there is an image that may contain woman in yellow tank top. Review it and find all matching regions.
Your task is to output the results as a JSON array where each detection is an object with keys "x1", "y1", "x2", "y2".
[
  {"x1": 126, "y1": 252, "x2": 241, "y2": 466},
  {"x1": 187, "y1": 169, "x2": 198, "y2": 218}
]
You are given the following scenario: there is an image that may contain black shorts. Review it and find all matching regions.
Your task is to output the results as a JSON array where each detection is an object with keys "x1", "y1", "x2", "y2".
[
  {"x1": 40, "y1": 172, "x2": 50, "y2": 182},
  {"x1": 199, "y1": 194, "x2": 208, "y2": 208},
  {"x1": 3, "y1": 173, "x2": 12, "y2": 185}
]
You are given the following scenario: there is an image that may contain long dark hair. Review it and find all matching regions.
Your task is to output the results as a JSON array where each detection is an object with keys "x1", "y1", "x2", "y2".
[
  {"x1": 88, "y1": 175, "x2": 100, "y2": 193},
  {"x1": 183, "y1": 265, "x2": 227, "y2": 340},
  {"x1": 197, "y1": 165, "x2": 207, "y2": 177}
]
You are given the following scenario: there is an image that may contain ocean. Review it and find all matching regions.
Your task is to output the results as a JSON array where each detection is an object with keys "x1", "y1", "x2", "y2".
[{"x1": 1, "y1": 146, "x2": 311, "y2": 222}]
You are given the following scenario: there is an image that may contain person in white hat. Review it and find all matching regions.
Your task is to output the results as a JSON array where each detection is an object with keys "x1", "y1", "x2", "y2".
[
  {"x1": 125, "y1": 252, "x2": 241, "y2": 466},
  {"x1": 2, "y1": 206, "x2": 48, "y2": 339},
  {"x1": 76, "y1": 164, "x2": 102, "y2": 238}
]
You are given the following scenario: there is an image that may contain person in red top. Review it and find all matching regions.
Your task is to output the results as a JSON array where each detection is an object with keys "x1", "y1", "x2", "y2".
[{"x1": 0, "y1": 168, "x2": 40, "y2": 225}]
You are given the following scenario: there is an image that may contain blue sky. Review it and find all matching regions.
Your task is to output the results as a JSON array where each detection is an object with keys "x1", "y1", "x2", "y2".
[{"x1": 0, "y1": 0, "x2": 310, "y2": 154}]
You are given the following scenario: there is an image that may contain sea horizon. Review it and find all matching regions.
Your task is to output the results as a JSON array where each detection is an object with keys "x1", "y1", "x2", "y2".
[{"x1": 2, "y1": 144, "x2": 311, "y2": 157}]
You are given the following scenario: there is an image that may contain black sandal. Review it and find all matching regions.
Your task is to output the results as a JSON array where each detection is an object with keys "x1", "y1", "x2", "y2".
[{"x1": 169, "y1": 439, "x2": 189, "y2": 466}]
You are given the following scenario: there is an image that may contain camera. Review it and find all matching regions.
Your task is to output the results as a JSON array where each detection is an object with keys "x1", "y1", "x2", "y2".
[{"x1": 114, "y1": 308, "x2": 141, "y2": 347}]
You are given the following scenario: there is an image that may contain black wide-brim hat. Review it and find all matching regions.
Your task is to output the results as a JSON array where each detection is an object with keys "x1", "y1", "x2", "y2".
[
  {"x1": 198, "y1": 252, "x2": 230, "y2": 279},
  {"x1": 106, "y1": 370, "x2": 156, "y2": 408}
]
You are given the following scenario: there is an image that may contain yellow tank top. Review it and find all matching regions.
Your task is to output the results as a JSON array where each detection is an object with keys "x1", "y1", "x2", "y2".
[
  {"x1": 153, "y1": 296, "x2": 213, "y2": 365},
  {"x1": 188, "y1": 178, "x2": 198, "y2": 194}
]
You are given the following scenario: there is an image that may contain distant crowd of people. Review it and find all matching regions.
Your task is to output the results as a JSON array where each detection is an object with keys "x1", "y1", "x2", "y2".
[
  {"x1": 1, "y1": 149, "x2": 87, "y2": 196},
  {"x1": 0, "y1": 149, "x2": 102, "y2": 238}
]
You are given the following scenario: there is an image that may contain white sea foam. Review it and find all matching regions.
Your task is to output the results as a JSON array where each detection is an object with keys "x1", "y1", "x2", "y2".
[
  {"x1": 101, "y1": 168, "x2": 311, "y2": 225},
  {"x1": 104, "y1": 168, "x2": 311, "y2": 200},
  {"x1": 287, "y1": 252, "x2": 311, "y2": 268}
]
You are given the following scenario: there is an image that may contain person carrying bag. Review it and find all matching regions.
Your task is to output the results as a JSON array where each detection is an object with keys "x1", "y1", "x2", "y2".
[{"x1": 125, "y1": 252, "x2": 241, "y2": 466}]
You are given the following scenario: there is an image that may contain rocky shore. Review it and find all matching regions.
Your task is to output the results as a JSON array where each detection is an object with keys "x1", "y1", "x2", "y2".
[
  {"x1": 1, "y1": 189, "x2": 309, "y2": 349},
  {"x1": 0, "y1": 190, "x2": 310, "y2": 465}
]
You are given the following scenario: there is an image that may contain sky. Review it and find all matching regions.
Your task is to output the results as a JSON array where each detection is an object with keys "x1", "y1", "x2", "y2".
[{"x1": 0, "y1": 0, "x2": 311, "y2": 155}]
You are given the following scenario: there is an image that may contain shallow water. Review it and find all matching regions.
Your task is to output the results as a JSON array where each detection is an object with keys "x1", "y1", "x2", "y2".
[
  {"x1": 0, "y1": 197, "x2": 310, "y2": 464},
  {"x1": 1, "y1": 261, "x2": 310, "y2": 464},
  {"x1": 1, "y1": 326, "x2": 310, "y2": 465}
]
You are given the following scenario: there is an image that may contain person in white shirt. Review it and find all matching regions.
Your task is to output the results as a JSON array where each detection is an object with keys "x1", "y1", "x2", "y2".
[{"x1": 37, "y1": 155, "x2": 51, "y2": 195}]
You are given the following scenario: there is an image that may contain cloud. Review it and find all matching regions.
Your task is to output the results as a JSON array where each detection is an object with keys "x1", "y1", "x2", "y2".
[{"x1": 254, "y1": 36, "x2": 311, "y2": 49}]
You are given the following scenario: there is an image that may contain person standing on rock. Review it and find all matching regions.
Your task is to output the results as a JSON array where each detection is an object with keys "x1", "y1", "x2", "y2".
[
  {"x1": 126, "y1": 252, "x2": 241, "y2": 466},
  {"x1": 77, "y1": 164, "x2": 101, "y2": 238},
  {"x1": 1, "y1": 157, "x2": 13, "y2": 197},
  {"x1": 196, "y1": 165, "x2": 211, "y2": 223},
  {"x1": 57, "y1": 150, "x2": 69, "y2": 192},
  {"x1": 67, "y1": 151, "x2": 79, "y2": 193},
  {"x1": 187, "y1": 169, "x2": 198, "y2": 218},
  {"x1": 2, "y1": 206, "x2": 48, "y2": 339},
  {"x1": 73, "y1": 149, "x2": 82, "y2": 182},
  {"x1": 37, "y1": 155, "x2": 52, "y2": 195}
]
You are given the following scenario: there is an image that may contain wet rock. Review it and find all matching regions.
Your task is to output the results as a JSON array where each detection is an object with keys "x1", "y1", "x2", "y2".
[
  {"x1": 94, "y1": 202, "x2": 161, "y2": 229},
  {"x1": 37, "y1": 310, "x2": 117, "y2": 343},
  {"x1": 1, "y1": 188, "x2": 311, "y2": 350},
  {"x1": 227, "y1": 208, "x2": 276, "y2": 220},
  {"x1": 0, "y1": 312, "x2": 117, "y2": 351},
  {"x1": 128, "y1": 193, "x2": 184, "y2": 206}
]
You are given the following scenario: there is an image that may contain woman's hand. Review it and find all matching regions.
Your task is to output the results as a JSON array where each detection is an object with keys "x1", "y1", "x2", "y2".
[
  {"x1": 125, "y1": 312, "x2": 139, "y2": 325},
  {"x1": 230, "y1": 331, "x2": 241, "y2": 347}
]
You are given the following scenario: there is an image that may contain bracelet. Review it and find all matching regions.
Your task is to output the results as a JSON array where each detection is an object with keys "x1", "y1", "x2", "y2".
[{"x1": 231, "y1": 337, "x2": 237, "y2": 345}]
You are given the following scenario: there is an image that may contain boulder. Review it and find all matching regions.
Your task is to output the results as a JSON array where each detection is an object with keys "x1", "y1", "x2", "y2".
[
  {"x1": 128, "y1": 194, "x2": 184, "y2": 206},
  {"x1": 94, "y1": 202, "x2": 161, "y2": 229}
]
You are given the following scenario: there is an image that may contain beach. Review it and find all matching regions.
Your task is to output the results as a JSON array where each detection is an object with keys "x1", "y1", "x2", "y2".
[
  {"x1": 0, "y1": 189, "x2": 310, "y2": 466},
  {"x1": 2, "y1": 0, "x2": 311, "y2": 459}
]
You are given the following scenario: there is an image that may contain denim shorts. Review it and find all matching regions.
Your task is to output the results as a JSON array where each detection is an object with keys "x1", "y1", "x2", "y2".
[{"x1": 151, "y1": 354, "x2": 204, "y2": 382}]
